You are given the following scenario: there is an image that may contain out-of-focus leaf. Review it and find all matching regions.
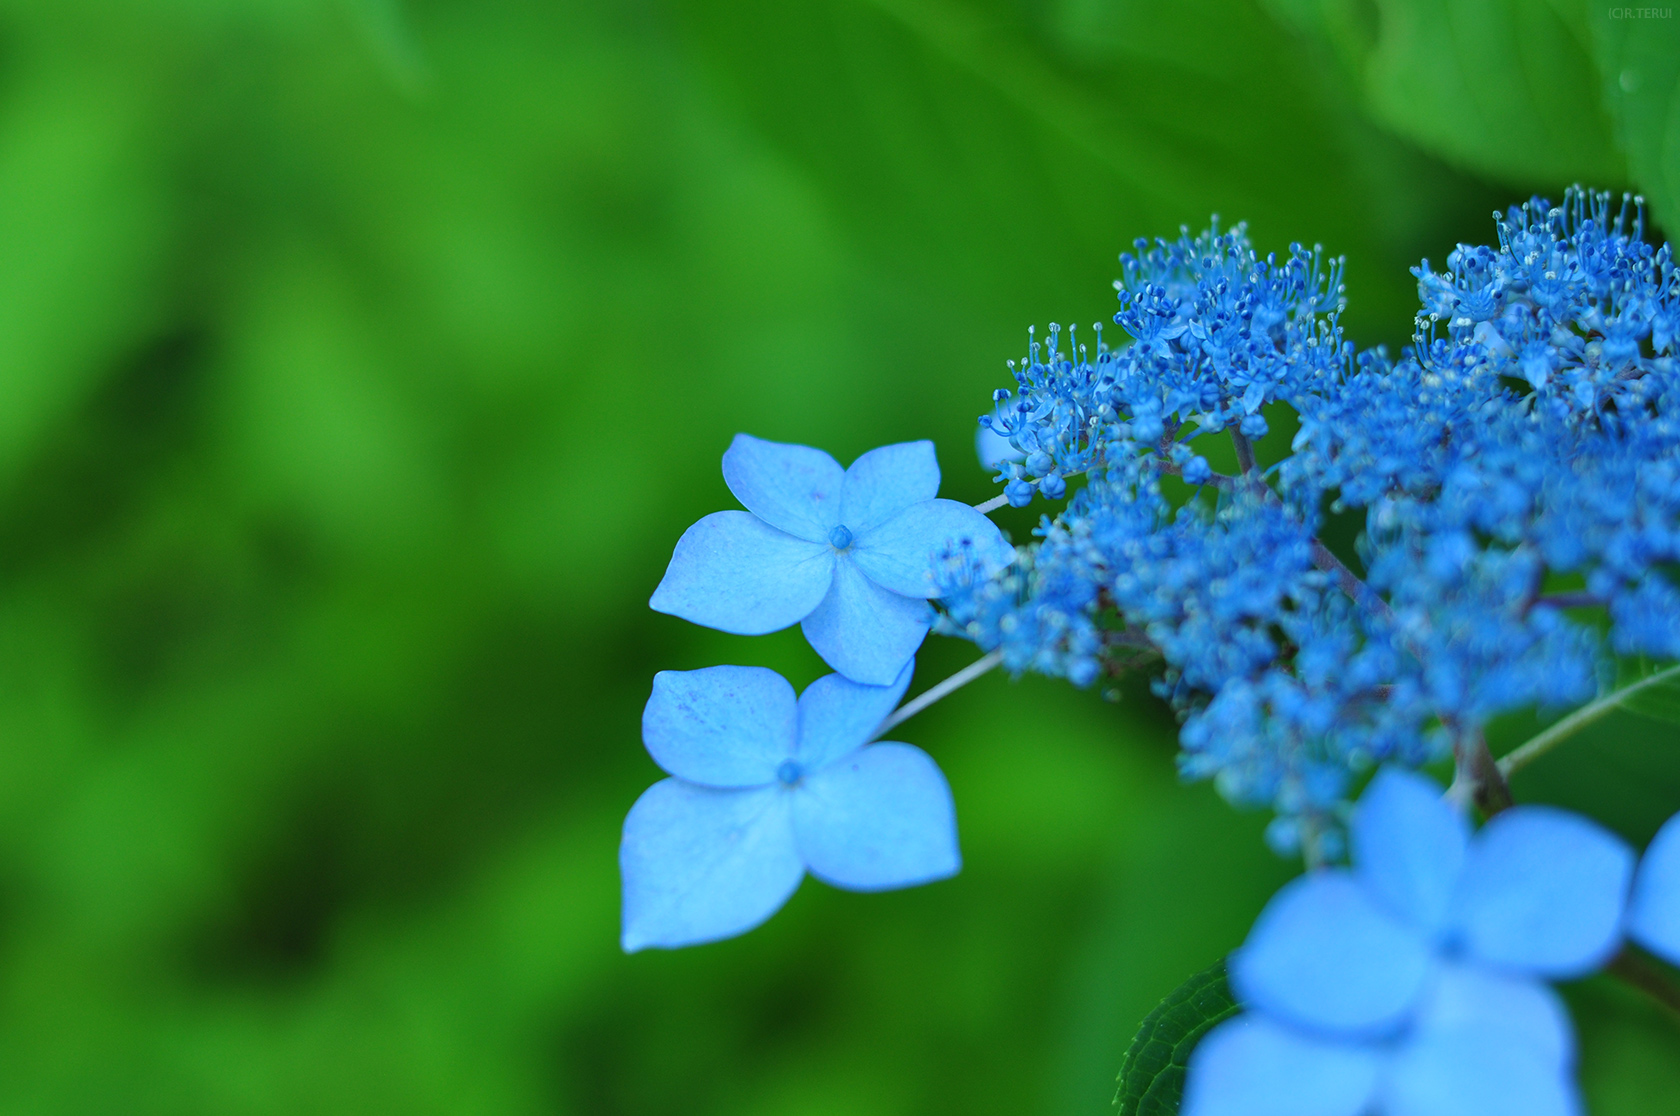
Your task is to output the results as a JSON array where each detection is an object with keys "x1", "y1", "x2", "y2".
[
  {"x1": 0, "y1": 74, "x2": 167, "y2": 481},
  {"x1": 1113, "y1": 958, "x2": 1238, "y2": 1116},
  {"x1": 1263, "y1": 0, "x2": 1625, "y2": 191},
  {"x1": 1589, "y1": 8, "x2": 1680, "y2": 231}
]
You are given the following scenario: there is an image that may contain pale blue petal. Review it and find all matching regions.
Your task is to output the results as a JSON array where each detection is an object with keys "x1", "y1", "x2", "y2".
[
  {"x1": 649, "y1": 511, "x2": 834, "y2": 634},
  {"x1": 1181, "y1": 1014, "x2": 1380, "y2": 1116},
  {"x1": 851, "y1": 499, "x2": 1009, "y2": 598},
  {"x1": 619, "y1": 779, "x2": 803, "y2": 952},
  {"x1": 791, "y1": 742, "x2": 959, "y2": 890},
  {"x1": 1230, "y1": 870, "x2": 1432, "y2": 1036},
  {"x1": 1629, "y1": 810, "x2": 1680, "y2": 965},
  {"x1": 721, "y1": 433, "x2": 844, "y2": 542},
  {"x1": 1383, "y1": 965, "x2": 1579, "y2": 1116},
  {"x1": 794, "y1": 660, "x2": 914, "y2": 771},
  {"x1": 976, "y1": 425, "x2": 1024, "y2": 468},
  {"x1": 1405, "y1": 962, "x2": 1573, "y2": 1070},
  {"x1": 839, "y1": 440, "x2": 941, "y2": 534},
  {"x1": 642, "y1": 666, "x2": 796, "y2": 787},
  {"x1": 1450, "y1": 806, "x2": 1633, "y2": 977},
  {"x1": 801, "y1": 557, "x2": 932, "y2": 685},
  {"x1": 1352, "y1": 768, "x2": 1469, "y2": 937}
]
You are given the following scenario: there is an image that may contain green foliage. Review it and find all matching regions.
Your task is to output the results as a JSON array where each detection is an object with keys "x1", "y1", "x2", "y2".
[
  {"x1": 1114, "y1": 959, "x2": 1239, "y2": 1116},
  {"x1": 1590, "y1": 9, "x2": 1680, "y2": 231},
  {"x1": 1360, "y1": 0, "x2": 1625, "y2": 189}
]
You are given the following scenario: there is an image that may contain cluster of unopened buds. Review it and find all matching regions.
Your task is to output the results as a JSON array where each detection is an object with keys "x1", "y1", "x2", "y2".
[{"x1": 624, "y1": 188, "x2": 1680, "y2": 1113}]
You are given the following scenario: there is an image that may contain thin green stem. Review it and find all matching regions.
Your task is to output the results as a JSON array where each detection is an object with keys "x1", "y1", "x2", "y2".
[
  {"x1": 873, "y1": 649, "x2": 1004, "y2": 738},
  {"x1": 1497, "y1": 662, "x2": 1680, "y2": 778}
]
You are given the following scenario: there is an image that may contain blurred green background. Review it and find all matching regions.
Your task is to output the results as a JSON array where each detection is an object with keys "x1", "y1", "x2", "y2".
[{"x1": 0, "y1": 0, "x2": 1676, "y2": 1112}]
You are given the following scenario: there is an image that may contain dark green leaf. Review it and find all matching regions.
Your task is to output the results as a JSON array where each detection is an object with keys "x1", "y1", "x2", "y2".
[{"x1": 1114, "y1": 958, "x2": 1240, "y2": 1116}]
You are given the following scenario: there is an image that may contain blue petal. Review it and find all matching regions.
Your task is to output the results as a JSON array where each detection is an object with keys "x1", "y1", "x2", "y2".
[
  {"x1": 1230, "y1": 870, "x2": 1432, "y2": 1037},
  {"x1": 1629, "y1": 810, "x2": 1680, "y2": 966},
  {"x1": 649, "y1": 511, "x2": 834, "y2": 634},
  {"x1": 1449, "y1": 806, "x2": 1633, "y2": 977},
  {"x1": 1382, "y1": 965, "x2": 1579, "y2": 1116},
  {"x1": 801, "y1": 557, "x2": 932, "y2": 685},
  {"x1": 851, "y1": 499, "x2": 1009, "y2": 598},
  {"x1": 721, "y1": 433, "x2": 843, "y2": 543},
  {"x1": 839, "y1": 440, "x2": 941, "y2": 534},
  {"x1": 791, "y1": 742, "x2": 959, "y2": 890},
  {"x1": 1352, "y1": 768, "x2": 1469, "y2": 937},
  {"x1": 976, "y1": 425, "x2": 1024, "y2": 468},
  {"x1": 1181, "y1": 1014, "x2": 1380, "y2": 1116},
  {"x1": 1405, "y1": 962, "x2": 1574, "y2": 1070},
  {"x1": 642, "y1": 666, "x2": 797, "y2": 787},
  {"x1": 619, "y1": 779, "x2": 803, "y2": 951},
  {"x1": 794, "y1": 660, "x2": 914, "y2": 771}
]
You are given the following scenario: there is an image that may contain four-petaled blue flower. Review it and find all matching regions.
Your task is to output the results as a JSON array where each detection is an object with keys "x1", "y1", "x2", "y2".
[
  {"x1": 1185, "y1": 769, "x2": 1634, "y2": 1116},
  {"x1": 620, "y1": 660, "x2": 960, "y2": 951},
  {"x1": 650, "y1": 434, "x2": 1008, "y2": 685},
  {"x1": 1630, "y1": 809, "x2": 1680, "y2": 967}
]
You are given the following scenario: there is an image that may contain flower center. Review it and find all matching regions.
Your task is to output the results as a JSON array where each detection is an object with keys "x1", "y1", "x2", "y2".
[
  {"x1": 828, "y1": 524, "x2": 854, "y2": 550},
  {"x1": 775, "y1": 759, "x2": 803, "y2": 786}
]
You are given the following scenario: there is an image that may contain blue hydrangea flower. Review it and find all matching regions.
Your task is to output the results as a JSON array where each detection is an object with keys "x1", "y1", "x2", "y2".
[
  {"x1": 1184, "y1": 769, "x2": 1634, "y2": 1116},
  {"x1": 1629, "y1": 809, "x2": 1680, "y2": 966},
  {"x1": 620, "y1": 661, "x2": 960, "y2": 951},
  {"x1": 651, "y1": 434, "x2": 1007, "y2": 685}
]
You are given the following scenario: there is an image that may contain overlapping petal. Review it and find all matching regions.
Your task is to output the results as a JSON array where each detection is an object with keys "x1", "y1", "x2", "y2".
[
  {"x1": 1182, "y1": 1014, "x2": 1380, "y2": 1116},
  {"x1": 620, "y1": 780, "x2": 803, "y2": 952},
  {"x1": 801, "y1": 558, "x2": 933, "y2": 685},
  {"x1": 792, "y1": 742, "x2": 959, "y2": 891},
  {"x1": 794, "y1": 660, "x2": 913, "y2": 771},
  {"x1": 852, "y1": 499, "x2": 1009, "y2": 598},
  {"x1": 1382, "y1": 966, "x2": 1578, "y2": 1116},
  {"x1": 1450, "y1": 806, "x2": 1632, "y2": 976},
  {"x1": 642, "y1": 666, "x2": 797, "y2": 787},
  {"x1": 1352, "y1": 768, "x2": 1469, "y2": 937},
  {"x1": 721, "y1": 433, "x2": 843, "y2": 541},
  {"x1": 1628, "y1": 811, "x2": 1680, "y2": 965},
  {"x1": 650, "y1": 511, "x2": 834, "y2": 634},
  {"x1": 1230, "y1": 871, "x2": 1432, "y2": 1036},
  {"x1": 840, "y1": 441, "x2": 941, "y2": 533}
]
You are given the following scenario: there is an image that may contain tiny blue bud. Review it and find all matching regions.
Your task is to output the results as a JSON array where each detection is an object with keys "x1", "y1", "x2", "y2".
[
  {"x1": 1240, "y1": 412, "x2": 1269, "y2": 438},
  {"x1": 776, "y1": 759, "x2": 803, "y2": 786},
  {"x1": 829, "y1": 524, "x2": 854, "y2": 550},
  {"x1": 1038, "y1": 472, "x2": 1067, "y2": 500},
  {"x1": 1026, "y1": 451, "x2": 1055, "y2": 477},
  {"x1": 1006, "y1": 478, "x2": 1036, "y2": 508},
  {"x1": 1182, "y1": 455, "x2": 1212, "y2": 485}
]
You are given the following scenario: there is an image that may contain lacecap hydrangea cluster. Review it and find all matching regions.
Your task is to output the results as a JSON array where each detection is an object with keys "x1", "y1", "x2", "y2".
[
  {"x1": 941, "y1": 189, "x2": 1680, "y2": 857},
  {"x1": 626, "y1": 188, "x2": 1680, "y2": 1114}
]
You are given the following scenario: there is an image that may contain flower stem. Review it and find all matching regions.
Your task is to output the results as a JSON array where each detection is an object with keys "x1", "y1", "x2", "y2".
[
  {"x1": 974, "y1": 493, "x2": 1010, "y2": 514},
  {"x1": 1497, "y1": 662, "x2": 1680, "y2": 778},
  {"x1": 874, "y1": 649, "x2": 1004, "y2": 738},
  {"x1": 1607, "y1": 947, "x2": 1680, "y2": 1022},
  {"x1": 1229, "y1": 429, "x2": 1259, "y2": 475},
  {"x1": 1446, "y1": 727, "x2": 1512, "y2": 817}
]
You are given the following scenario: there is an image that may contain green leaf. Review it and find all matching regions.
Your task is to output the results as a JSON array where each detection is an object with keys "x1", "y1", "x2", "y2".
[
  {"x1": 1589, "y1": 8, "x2": 1680, "y2": 233},
  {"x1": 1264, "y1": 0, "x2": 1626, "y2": 191},
  {"x1": 1114, "y1": 958, "x2": 1240, "y2": 1116}
]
